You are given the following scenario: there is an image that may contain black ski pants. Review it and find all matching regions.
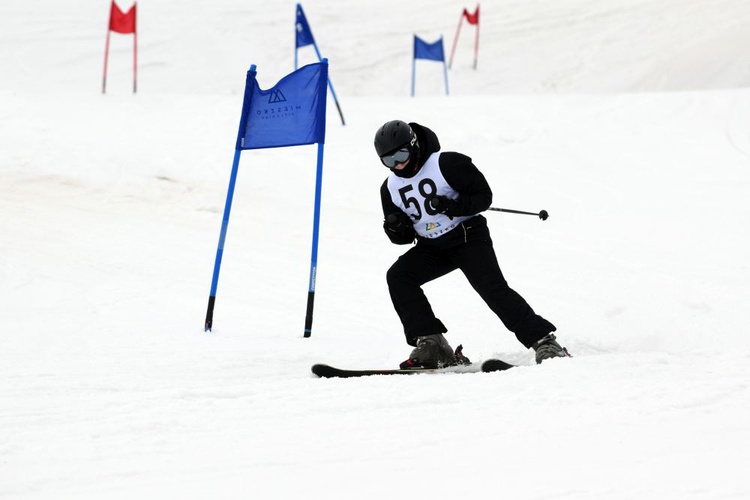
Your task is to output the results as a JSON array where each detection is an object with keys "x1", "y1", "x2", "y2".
[{"x1": 386, "y1": 216, "x2": 555, "y2": 348}]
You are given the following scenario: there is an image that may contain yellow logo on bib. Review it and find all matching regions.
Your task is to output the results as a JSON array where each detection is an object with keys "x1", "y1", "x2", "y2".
[{"x1": 425, "y1": 222, "x2": 442, "y2": 231}]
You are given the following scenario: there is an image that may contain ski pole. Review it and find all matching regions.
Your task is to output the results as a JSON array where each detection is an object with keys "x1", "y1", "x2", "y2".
[
  {"x1": 430, "y1": 196, "x2": 549, "y2": 221},
  {"x1": 488, "y1": 207, "x2": 549, "y2": 220}
]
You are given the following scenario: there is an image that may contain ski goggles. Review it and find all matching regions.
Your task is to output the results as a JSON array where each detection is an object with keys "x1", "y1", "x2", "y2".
[{"x1": 380, "y1": 147, "x2": 411, "y2": 168}]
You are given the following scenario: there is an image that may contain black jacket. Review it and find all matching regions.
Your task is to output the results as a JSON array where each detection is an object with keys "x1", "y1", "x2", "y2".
[{"x1": 380, "y1": 123, "x2": 493, "y2": 245}]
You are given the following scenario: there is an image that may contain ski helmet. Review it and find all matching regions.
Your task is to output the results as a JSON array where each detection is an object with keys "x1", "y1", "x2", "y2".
[{"x1": 374, "y1": 120, "x2": 418, "y2": 159}]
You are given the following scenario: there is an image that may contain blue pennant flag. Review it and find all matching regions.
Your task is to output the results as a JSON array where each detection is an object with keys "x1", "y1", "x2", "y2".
[
  {"x1": 236, "y1": 62, "x2": 328, "y2": 150},
  {"x1": 295, "y1": 4, "x2": 316, "y2": 48},
  {"x1": 414, "y1": 35, "x2": 445, "y2": 62}
]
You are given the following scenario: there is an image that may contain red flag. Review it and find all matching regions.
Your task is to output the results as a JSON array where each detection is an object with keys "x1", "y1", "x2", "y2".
[
  {"x1": 109, "y1": 1, "x2": 136, "y2": 34},
  {"x1": 464, "y1": 6, "x2": 479, "y2": 25}
]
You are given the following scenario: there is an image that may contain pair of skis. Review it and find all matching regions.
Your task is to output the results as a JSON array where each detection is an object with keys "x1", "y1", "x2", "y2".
[{"x1": 312, "y1": 358, "x2": 514, "y2": 379}]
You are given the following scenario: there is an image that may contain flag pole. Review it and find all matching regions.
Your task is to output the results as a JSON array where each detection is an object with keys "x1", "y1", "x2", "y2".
[
  {"x1": 133, "y1": 25, "x2": 138, "y2": 93},
  {"x1": 327, "y1": 79, "x2": 345, "y2": 126},
  {"x1": 448, "y1": 13, "x2": 464, "y2": 69},
  {"x1": 102, "y1": 29, "x2": 111, "y2": 94},
  {"x1": 204, "y1": 148, "x2": 242, "y2": 332},
  {"x1": 310, "y1": 43, "x2": 344, "y2": 126},
  {"x1": 204, "y1": 63, "x2": 258, "y2": 332},
  {"x1": 294, "y1": 3, "x2": 344, "y2": 125},
  {"x1": 304, "y1": 140, "x2": 326, "y2": 337},
  {"x1": 443, "y1": 58, "x2": 450, "y2": 95},
  {"x1": 411, "y1": 36, "x2": 416, "y2": 97},
  {"x1": 442, "y1": 37, "x2": 450, "y2": 96},
  {"x1": 473, "y1": 4, "x2": 480, "y2": 69}
]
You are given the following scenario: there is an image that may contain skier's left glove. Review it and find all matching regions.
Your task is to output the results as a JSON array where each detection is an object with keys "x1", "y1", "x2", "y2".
[
  {"x1": 429, "y1": 195, "x2": 459, "y2": 217},
  {"x1": 383, "y1": 212, "x2": 416, "y2": 244}
]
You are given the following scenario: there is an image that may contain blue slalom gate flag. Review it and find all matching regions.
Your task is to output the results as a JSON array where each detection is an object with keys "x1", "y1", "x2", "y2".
[
  {"x1": 236, "y1": 62, "x2": 328, "y2": 150},
  {"x1": 293, "y1": 4, "x2": 345, "y2": 126},
  {"x1": 412, "y1": 35, "x2": 450, "y2": 96},
  {"x1": 414, "y1": 35, "x2": 445, "y2": 62},
  {"x1": 295, "y1": 4, "x2": 315, "y2": 48},
  {"x1": 205, "y1": 61, "x2": 330, "y2": 336}
]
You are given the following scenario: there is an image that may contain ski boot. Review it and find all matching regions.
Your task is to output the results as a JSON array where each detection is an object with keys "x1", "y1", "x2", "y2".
[
  {"x1": 532, "y1": 333, "x2": 571, "y2": 364},
  {"x1": 400, "y1": 333, "x2": 457, "y2": 369}
]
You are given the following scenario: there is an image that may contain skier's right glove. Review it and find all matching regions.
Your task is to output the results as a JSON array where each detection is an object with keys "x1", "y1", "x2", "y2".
[{"x1": 383, "y1": 212, "x2": 416, "y2": 245}]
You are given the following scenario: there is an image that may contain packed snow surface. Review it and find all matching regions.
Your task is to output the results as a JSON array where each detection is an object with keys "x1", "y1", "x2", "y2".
[{"x1": 1, "y1": 1, "x2": 749, "y2": 498}]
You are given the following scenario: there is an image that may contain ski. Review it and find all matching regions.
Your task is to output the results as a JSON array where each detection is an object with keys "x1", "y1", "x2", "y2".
[{"x1": 311, "y1": 359, "x2": 514, "y2": 379}]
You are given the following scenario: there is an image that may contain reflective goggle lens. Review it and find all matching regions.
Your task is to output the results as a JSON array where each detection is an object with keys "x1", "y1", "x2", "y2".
[{"x1": 381, "y1": 148, "x2": 411, "y2": 168}]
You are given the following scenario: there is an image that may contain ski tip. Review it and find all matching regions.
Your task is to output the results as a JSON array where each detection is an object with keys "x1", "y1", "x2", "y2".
[
  {"x1": 481, "y1": 359, "x2": 515, "y2": 373},
  {"x1": 311, "y1": 364, "x2": 334, "y2": 378}
]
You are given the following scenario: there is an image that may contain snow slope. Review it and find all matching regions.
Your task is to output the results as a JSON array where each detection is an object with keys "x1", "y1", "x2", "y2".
[{"x1": 1, "y1": 1, "x2": 749, "y2": 499}]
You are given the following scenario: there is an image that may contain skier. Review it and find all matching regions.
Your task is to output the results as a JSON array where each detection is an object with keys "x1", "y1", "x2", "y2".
[{"x1": 375, "y1": 120, "x2": 570, "y2": 368}]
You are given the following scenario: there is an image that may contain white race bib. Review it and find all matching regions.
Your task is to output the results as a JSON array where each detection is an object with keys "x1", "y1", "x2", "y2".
[{"x1": 387, "y1": 152, "x2": 472, "y2": 239}]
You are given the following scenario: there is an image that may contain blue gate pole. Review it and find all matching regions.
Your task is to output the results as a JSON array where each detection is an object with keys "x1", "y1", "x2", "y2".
[
  {"x1": 443, "y1": 59, "x2": 450, "y2": 96},
  {"x1": 309, "y1": 43, "x2": 345, "y2": 126},
  {"x1": 204, "y1": 63, "x2": 259, "y2": 332},
  {"x1": 303, "y1": 142, "x2": 326, "y2": 337},
  {"x1": 411, "y1": 58, "x2": 416, "y2": 97},
  {"x1": 204, "y1": 148, "x2": 242, "y2": 332}
]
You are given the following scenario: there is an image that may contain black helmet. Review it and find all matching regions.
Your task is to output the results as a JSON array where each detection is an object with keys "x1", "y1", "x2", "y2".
[{"x1": 374, "y1": 120, "x2": 418, "y2": 157}]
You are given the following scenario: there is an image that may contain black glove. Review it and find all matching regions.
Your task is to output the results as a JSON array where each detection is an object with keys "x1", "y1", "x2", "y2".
[
  {"x1": 429, "y1": 195, "x2": 459, "y2": 217},
  {"x1": 383, "y1": 212, "x2": 416, "y2": 244},
  {"x1": 384, "y1": 212, "x2": 411, "y2": 232}
]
